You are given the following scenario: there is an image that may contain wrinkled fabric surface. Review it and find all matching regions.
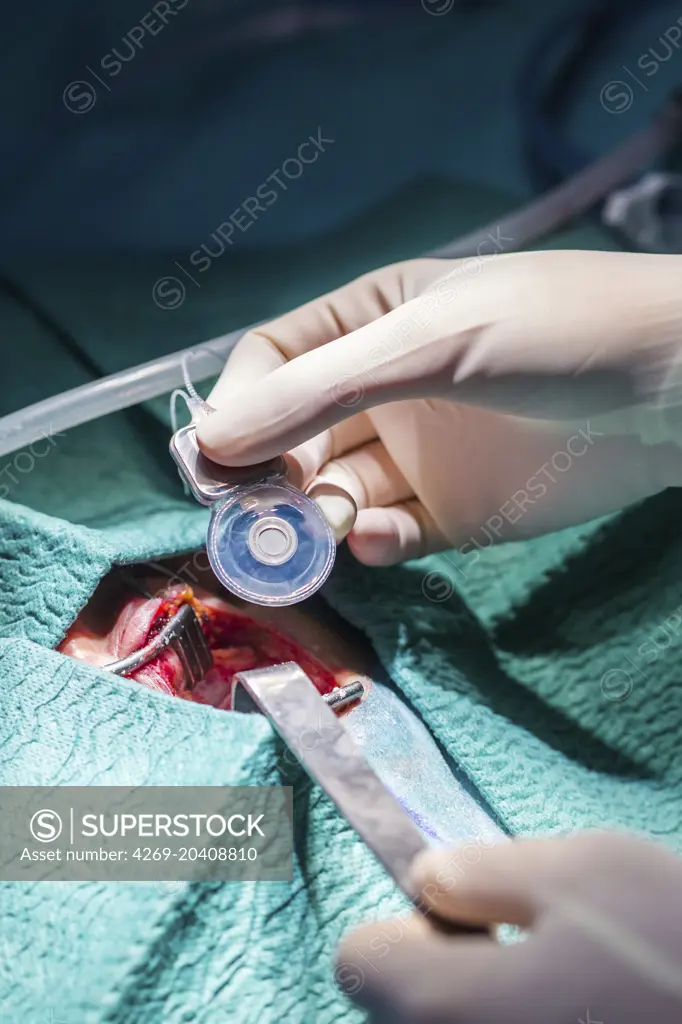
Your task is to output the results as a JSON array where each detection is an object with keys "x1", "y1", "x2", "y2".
[
  {"x1": 3, "y1": 92, "x2": 682, "y2": 1021},
  {"x1": 3, "y1": 182, "x2": 682, "y2": 1022}
]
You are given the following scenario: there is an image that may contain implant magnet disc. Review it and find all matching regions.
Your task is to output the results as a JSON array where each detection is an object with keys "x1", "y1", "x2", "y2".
[
  {"x1": 247, "y1": 516, "x2": 298, "y2": 566},
  {"x1": 207, "y1": 482, "x2": 335, "y2": 606}
]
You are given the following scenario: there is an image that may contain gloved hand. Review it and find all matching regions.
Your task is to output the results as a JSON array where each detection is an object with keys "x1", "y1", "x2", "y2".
[
  {"x1": 335, "y1": 832, "x2": 682, "y2": 1024},
  {"x1": 197, "y1": 250, "x2": 682, "y2": 566}
]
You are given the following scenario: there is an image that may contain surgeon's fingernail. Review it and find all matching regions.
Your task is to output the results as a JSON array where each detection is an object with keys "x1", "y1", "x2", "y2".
[{"x1": 307, "y1": 480, "x2": 357, "y2": 543}]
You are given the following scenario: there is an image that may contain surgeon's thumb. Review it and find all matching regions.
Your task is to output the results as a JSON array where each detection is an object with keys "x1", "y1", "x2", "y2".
[{"x1": 195, "y1": 300, "x2": 451, "y2": 466}]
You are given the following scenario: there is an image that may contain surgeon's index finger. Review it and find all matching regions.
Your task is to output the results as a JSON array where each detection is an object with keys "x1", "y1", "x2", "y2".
[{"x1": 207, "y1": 265, "x2": 405, "y2": 408}]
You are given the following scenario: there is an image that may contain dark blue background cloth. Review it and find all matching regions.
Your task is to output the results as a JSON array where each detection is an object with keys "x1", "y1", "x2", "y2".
[{"x1": 4, "y1": 0, "x2": 682, "y2": 259}]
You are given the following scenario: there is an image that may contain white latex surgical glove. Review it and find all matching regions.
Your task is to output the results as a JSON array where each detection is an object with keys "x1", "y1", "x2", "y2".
[
  {"x1": 335, "y1": 832, "x2": 682, "y2": 1024},
  {"x1": 197, "y1": 250, "x2": 682, "y2": 566}
]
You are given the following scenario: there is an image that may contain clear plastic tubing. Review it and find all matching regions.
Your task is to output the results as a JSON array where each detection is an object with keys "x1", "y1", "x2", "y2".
[
  {"x1": 0, "y1": 323, "x2": 257, "y2": 457},
  {"x1": 2, "y1": 96, "x2": 679, "y2": 458}
]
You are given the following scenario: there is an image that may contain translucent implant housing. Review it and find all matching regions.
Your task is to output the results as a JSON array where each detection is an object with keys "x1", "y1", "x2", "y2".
[{"x1": 207, "y1": 481, "x2": 335, "y2": 606}]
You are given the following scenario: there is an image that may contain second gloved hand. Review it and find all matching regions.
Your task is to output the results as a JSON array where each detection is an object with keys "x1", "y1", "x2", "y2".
[
  {"x1": 335, "y1": 832, "x2": 682, "y2": 1024},
  {"x1": 197, "y1": 251, "x2": 682, "y2": 566}
]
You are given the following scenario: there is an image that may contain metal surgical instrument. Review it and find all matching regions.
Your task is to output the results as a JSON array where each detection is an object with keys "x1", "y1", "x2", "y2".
[{"x1": 232, "y1": 662, "x2": 491, "y2": 933}]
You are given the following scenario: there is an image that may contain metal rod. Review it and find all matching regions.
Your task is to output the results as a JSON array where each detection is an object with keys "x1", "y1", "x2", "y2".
[{"x1": 324, "y1": 679, "x2": 365, "y2": 710}]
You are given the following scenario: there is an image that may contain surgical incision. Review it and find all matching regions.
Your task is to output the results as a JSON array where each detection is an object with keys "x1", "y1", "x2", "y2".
[{"x1": 58, "y1": 563, "x2": 373, "y2": 710}]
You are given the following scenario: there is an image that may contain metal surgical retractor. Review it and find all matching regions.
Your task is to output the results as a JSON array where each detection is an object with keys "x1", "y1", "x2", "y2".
[
  {"x1": 169, "y1": 407, "x2": 336, "y2": 607},
  {"x1": 233, "y1": 663, "x2": 495, "y2": 935}
]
